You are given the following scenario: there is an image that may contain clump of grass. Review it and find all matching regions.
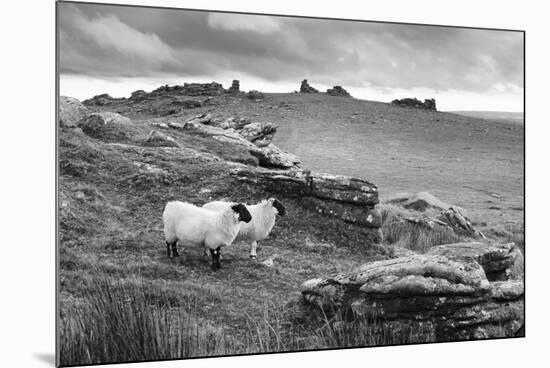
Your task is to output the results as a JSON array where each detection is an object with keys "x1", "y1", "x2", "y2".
[
  {"x1": 485, "y1": 222, "x2": 524, "y2": 252},
  {"x1": 504, "y1": 222, "x2": 525, "y2": 251},
  {"x1": 243, "y1": 302, "x2": 435, "y2": 352},
  {"x1": 309, "y1": 310, "x2": 435, "y2": 348},
  {"x1": 379, "y1": 204, "x2": 461, "y2": 253},
  {"x1": 59, "y1": 275, "x2": 241, "y2": 366}
]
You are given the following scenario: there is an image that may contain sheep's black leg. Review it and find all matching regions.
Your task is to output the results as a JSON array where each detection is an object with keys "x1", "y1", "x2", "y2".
[
  {"x1": 166, "y1": 241, "x2": 171, "y2": 257},
  {"x1": 210, "y1": 247, "x2": 221, "y2": 270},
  {"x1": 171, "y1": 242, "x2": 180, "y2": 257}
]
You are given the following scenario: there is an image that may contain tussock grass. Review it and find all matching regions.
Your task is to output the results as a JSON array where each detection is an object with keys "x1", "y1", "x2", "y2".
[
  {"x1": 503, "y1": 222, "x2": 525, "y2": 251},
  {"x1": 379, "y1": 204, "x2": 462, "y2": 253},
  {"x1": 59, "y1": 275, "x2": 239, "y2": 366}
]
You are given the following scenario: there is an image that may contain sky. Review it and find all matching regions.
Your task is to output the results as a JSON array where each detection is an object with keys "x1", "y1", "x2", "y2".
[{"x1": 58, "y1": 2, "x2": 524, "y2": 112}]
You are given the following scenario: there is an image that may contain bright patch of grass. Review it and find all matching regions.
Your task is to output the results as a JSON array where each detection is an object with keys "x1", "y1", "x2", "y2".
[{"x1": 379, "y1": 204, "x2": 462, "y2": 253}]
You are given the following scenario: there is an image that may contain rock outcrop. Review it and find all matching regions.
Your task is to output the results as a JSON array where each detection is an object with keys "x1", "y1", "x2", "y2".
[
  {"x1": 326, "y1": 86, "x2": 351, "y2": 97},
  {"x1": 230, "y1": 166, "x2": 381, "y2": 227},
  {"x1": 227, "y1": 80, "x2": 240, "y2": 95},
  {"x1": 438, "y1": 206, "x2": 485, "y2": 238},
  {"x1": 247, "y1": 90, "x2": 264, "y2": 100},
  {"x1": 150, "y1": 82, "x2": 225, "y2": 97},
  {"x1": 301, "y1": 250, "x2": 524, "y2": 341},
  {"x1": 386, "y1": 193, "x2": 485, "y2": 239},
  {"x1": 252, "y1": 144, "x2": 301, "y2": 169},
  {"x1": 388, "y1": 192, "x2": 450, "y2": 211},
  {"x1": 144, "y1": 130, "x2": 179, "y2": 148},
  {"x1": 77, "y1": 112, "x2": 133, "y2": 141},
  {"x1": 151, "y1": 114, "x2": 300, "y2": 169},
  {"x1": 238, "y1": 122, "x2": 277, "y2": 147},
  {"x1": 182, "y1": 82, "x2": 225, "y2": 96},
  {"x1": 59, "y1": 96, "x2": 88, "y2": 127},
  {"x1": 129, "y1": 90, "x2": 147, "y2": 101},
  {"x1": 83, "y1": 93, "x2": 124, "y2": 106},
  {"x1": 300, "y1": 79, "x2": 319, "y2": 93},
  {"x1": 427, "y1": 242, "x2": 523, "y2": 281},
  {"x1": 391, "y1": 98, "x2": 437, "y2": 111}
]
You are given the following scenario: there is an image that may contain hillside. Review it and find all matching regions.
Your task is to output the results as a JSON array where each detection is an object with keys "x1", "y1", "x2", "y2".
[
  {"x1": 58, "y1": 87, "x2": 524, "y2": 366},
  {"x1": 82, "y1": 91, "x2": 524, "y2": 230}
]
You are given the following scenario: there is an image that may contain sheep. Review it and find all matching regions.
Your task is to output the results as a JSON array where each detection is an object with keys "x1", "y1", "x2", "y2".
[
  {"x1": 202, "y1": 198, "x2": 286, "y2": 259},
  {"x1": 162, "y1": 200, "x2": 252, "y2": 270}
]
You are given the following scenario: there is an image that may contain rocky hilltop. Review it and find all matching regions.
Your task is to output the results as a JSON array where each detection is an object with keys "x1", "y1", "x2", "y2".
[{"x1": 392, "y1": 97, "x2": 437, "y2": 110}]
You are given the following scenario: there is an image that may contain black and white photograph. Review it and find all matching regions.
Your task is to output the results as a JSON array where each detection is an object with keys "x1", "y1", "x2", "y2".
[{"x1": 54, "y1": 1, "x2": 527, "y2": 366}]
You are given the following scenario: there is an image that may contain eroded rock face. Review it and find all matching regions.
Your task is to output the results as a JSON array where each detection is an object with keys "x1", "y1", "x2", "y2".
[
  {"x1": 182, "y1": 82, "x2": 225, "y2": 96},
  {"x1": 153, "y1": 114, "x2": 299, "y2": 169},
  {"x1": 391, "y1": 97, "x2": 437, "y2": 111},
  {"x1": 253, "y1": 144, "x2": 301, "y2": 168},
  {"x1": 301, "y1": 197, "x2": 382, "y2": 228},
  {"x1": 327, "y1": 86, "x2": 351, "y2": 97},
  {"x1": 230, "y1": 167, "x2": 378, "y2": 206},
  {"x1": 438, "y1": 206, "x2": 485, "y2": 238},
  {"x1": 300, "y1": 79, "x2": 319, "y2": 93},
  {"x1": 387, "y1": 193, "x2": 485, "y2": 240},
  {"x1": 77, "y1": 112, "x2": 133, "y2": 141},
  {"x1": 227, "y1": 80, "x2": 240, "y2": 95},
  {"x1": 239, "y1": 122, "x2": 277, "y2": 147},
  {"x1": 145, "y1": 130, "x2": 179, "y2": 148},
  {"x1": 427, "y1": 242, "x2": 523, "y2": 281},
  {"x1": 301, "y1": 252, "x2": 524, "y2": 340},
  {"x1": 230, "y1": 166, "x2": 381, "y2": 227},
  {"x1": 59, "y1": 96, "x2": 88, "y2": 127}
]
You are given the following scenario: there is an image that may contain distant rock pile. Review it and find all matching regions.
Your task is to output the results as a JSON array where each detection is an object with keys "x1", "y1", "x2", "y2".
[
  {"x1": 247, "y1": 90, "x2": 264, "y2": 100},
  {"x1": 83, "y1": 93, "x2": 124, "y2": 106},
  {"x1": 301, "y1": 242, "x2": 524, "y2": 341},
  {"x1": 391, "y1": 97, "x2": 437, "y2": 111},
  {"x1": 148, "y1": 82, "x2": 226, "y2": 97},
  {"x1": 227, "y1": 80, "x2": 240, "y2": 95},
  {"x1": 326, "y1": 86, "x2": 351, "y2": 97},
  {"x1": 129, "y1": 90, "x2": 147, "y2": 101},
  {"x1": 300, "y1": 79, "x2": 319, "y2": 93},
  {"x1": 181, "y1": 82, "x2": 225, "y2": 96}
]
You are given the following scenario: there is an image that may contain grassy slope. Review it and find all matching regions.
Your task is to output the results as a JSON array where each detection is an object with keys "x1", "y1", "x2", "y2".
[
  {"x1": 59, "y1": 114, "x2": 390, "y2": 365},
  {"x1": 60, "y1": 92, "x2": 524, "y2": 365}
]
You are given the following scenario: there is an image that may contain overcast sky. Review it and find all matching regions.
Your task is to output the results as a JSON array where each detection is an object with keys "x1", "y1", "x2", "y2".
[{"x1": 58, "y1": 2, "x2": 524, "y2": 111}]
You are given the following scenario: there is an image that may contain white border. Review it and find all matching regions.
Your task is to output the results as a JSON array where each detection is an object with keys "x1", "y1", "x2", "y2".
[{"x1": 1, "y1": 1, "x2": 547, "y2": 367}]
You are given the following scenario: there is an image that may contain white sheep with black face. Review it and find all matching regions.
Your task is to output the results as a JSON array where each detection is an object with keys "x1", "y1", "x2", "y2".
[
  {"x1": 202, "y1": 198, "x2": 286, "y2": 259},
  {"x1": 162, "y1": 201, "x2": 252, "y2": 270}
]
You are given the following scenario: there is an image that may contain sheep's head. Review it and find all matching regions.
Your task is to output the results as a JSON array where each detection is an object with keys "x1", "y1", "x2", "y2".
[
  {"x1": 270, "y1": 198, "x2": 286, "y2": 217},
  {"x1": 231, "y1": 203, "x2": 252, "y2": 223}
]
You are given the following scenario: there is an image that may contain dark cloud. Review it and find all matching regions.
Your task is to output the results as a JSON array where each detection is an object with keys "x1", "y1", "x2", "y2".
[{"x1": 58, "y1": 2, "x2": 523, "y2": 93}]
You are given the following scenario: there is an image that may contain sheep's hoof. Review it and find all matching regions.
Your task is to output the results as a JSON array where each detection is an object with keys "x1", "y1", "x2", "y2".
[{"x1": 250, "y1": 255, "x2": 257, "y2": 260}]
